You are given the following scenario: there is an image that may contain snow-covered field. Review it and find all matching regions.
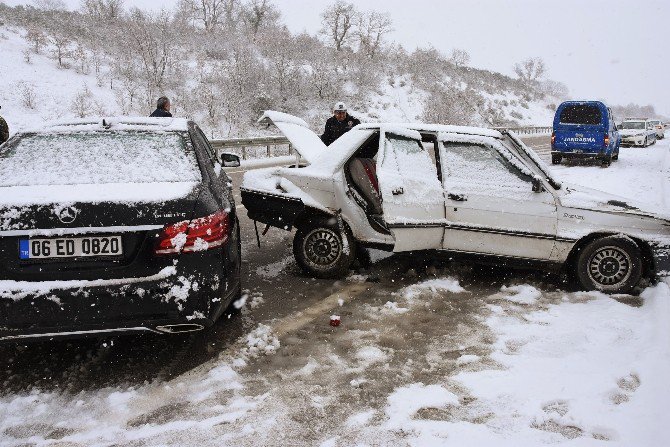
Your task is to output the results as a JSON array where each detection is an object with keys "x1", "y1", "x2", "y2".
[{"x1": 1, "y1": 139, "x2": 668, "y2": 446}]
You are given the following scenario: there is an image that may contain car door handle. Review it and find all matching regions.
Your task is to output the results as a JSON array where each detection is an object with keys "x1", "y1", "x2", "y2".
[
  {"x1": 447, "y1": 193, "x2": 467, "y2": 202},
  {"x1": 392, "y1": 187, "x2": 404, "y2": 196}
]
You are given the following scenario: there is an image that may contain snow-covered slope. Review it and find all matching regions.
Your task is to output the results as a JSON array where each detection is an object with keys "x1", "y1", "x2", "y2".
[
  {"x1": 1, "y1": 24, "x2": 557, "y2": 139},
  {"x1": 0, "y1": 25, "x2": 119, "y2": 134}
]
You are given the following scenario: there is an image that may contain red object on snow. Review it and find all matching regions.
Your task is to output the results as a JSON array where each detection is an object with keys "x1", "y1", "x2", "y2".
[{"x1": 330, "y1": 315, "x2": 341, "y2": 327}]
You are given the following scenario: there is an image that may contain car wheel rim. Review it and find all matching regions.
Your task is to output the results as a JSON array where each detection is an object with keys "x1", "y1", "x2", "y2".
[
  {"x1": 304, "y1": 228, "x2": 341, "y2": 267},
  {"x1": 587, "y1": 245, "x2": 632, "y2": 288}
]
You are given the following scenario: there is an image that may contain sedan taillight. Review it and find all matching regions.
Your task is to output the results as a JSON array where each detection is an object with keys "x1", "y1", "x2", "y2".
[{"x1": 154, "y1": 210, "x2": 231, "y2": 255}]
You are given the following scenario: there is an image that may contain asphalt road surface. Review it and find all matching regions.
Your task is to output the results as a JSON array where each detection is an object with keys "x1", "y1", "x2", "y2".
[{"x1": 0, "y1": 136, "x2": 557, "y2": 394}]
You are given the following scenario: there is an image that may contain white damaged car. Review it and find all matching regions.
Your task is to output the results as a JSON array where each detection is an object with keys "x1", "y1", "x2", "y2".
[{"x1": 241, "y1": 111, "x2": 670, "y2": 294}]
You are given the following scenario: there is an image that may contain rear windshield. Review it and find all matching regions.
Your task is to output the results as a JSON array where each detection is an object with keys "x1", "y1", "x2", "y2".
[
  {"x1": 0, "y1": 131, "x2": 201, "y2": 187},
  {"x1": 621, "y1": 121, "x2": 646, "y2": 130},
  {"x1": 559, "y1": 105, "x2": 603, "y2": 125}
]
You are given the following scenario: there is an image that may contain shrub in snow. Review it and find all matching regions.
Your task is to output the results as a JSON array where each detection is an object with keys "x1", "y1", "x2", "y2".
[
  {"x1": 70, "y1": 85, "x2": 93, "y2": 118},
  {"x1": 17, "y1": 82, "x2": 37, "y2": 109}
]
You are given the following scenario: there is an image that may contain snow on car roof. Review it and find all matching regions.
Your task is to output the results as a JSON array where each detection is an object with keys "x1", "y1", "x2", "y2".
[
  {"x1": 24, "y1": 117, "x2": 190, "y2": 133},
  {"x1": 358, "y1": 123, "x2": 502, "y2": 139}
]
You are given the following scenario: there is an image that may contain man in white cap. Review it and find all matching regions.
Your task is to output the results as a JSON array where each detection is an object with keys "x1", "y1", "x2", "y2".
[{"x1": 320, "y1": 102, "x2": 361, "y2": 145}]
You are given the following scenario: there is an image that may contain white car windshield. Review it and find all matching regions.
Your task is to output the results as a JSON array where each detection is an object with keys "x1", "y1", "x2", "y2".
[
  {"x1": 621, "y1": 122, "x2": 646, "y2": 130},
  {"x1": 0, "y1": 131, "x2": 202, "y2": 187}
]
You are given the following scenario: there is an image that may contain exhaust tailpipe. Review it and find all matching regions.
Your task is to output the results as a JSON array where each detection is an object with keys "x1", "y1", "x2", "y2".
[{"x1": 155, "y1": 324, "x2": 205, "y2": 334}]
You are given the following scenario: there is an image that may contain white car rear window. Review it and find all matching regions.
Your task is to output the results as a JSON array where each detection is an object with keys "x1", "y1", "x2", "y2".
[{"x1": 0, "y1": 131, "x2": 202, "y2": 187}]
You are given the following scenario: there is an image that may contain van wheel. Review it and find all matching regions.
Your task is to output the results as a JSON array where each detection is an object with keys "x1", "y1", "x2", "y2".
[
  {"x1": 293, "y1": 220, "x2": 356, "y2": 278},
  {"x1": 575, "y1": 236, "x2": 642, "y2": 294},
  {"x1": 601, "y1": 155, "x2": 611, "y2": 167},
  {"x1": 612, "y1": 152, "x2": 619, "y2": 161},
  {"x1": 551, "y1": 154, "x2": 562, "y2": 165}
]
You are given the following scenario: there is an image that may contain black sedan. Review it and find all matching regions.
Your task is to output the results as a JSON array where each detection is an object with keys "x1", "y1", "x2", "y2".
[{"x1": 0, "y1": 117, "x2": 242, "y2": 341}]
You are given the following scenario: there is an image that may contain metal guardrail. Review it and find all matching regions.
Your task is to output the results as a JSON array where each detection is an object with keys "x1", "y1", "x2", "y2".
[
  {"x1": 210, "y1": 136, "x2": 291, "y2": 160},
  {"x1": 210, "y1": 126, "x2": 552, "y2": 159},
  {"x1": 494, "y1": 126, "x2": 553, "y2": 135}
]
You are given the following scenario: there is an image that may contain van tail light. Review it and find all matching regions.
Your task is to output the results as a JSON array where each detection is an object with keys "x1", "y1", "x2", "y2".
[
  {"x1": 154, "y1": 210, "x2": 231, "y2": 255},
  {"x1": 551, "y1": 132, "x2": 556, "y2": 146},
  {"x1": 604, "y1": 134, "x2": 610, "y2": 148}
]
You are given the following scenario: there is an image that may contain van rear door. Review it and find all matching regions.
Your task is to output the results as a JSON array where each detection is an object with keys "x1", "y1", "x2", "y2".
[{"x1": 553, "y1": 103, "x2": 606, "y2": 154}]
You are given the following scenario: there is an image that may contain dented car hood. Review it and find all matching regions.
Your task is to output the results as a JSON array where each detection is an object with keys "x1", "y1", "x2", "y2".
[{"x1": 559, "y1": 182, "x2": 670, "y2": 222}]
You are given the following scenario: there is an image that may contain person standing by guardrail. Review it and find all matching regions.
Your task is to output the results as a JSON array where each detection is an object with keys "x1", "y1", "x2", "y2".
[
  {"x1": 149, "y1": 96, "x2": 173, "y2": 118},
  {"x1": 320, "y1": 102, "x2": 360, "y2": 145},
  {"x1": 0, "y1": 106, "x2": 9, "y2": 145}
]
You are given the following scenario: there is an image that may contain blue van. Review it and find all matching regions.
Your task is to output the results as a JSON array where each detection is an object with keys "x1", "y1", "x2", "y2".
[{"x1": 551, "y1": 101, "x2": 620, "y2": 167}]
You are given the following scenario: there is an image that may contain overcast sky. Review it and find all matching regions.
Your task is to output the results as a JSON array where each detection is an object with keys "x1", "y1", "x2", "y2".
[{"x1": 5, "y1": 0, "x2": 669, "y2": 115}]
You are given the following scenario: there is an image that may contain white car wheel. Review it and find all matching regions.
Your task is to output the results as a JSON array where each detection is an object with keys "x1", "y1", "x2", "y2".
[
  {"x1": 576, "y1": 236, "x2": 642, "y2": 294},
  {"x1": 293, "y1": 220, "x2": 356, "y2": 278}
]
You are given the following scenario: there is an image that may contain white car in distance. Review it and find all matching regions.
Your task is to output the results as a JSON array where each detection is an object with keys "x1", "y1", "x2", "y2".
[
  {"x1": 241, "y1": 111, "x2": 670, "y2": 295},
  {"x1": 619, "y1": 119, "x2": 657, "y2": 147},
  {"x1": 647, "y1": 119, "x2": 665, "y2": 139}
]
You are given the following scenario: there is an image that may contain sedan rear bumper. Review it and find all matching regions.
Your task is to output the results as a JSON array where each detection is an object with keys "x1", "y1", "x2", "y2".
[{"x1": 0, "y1": 249, "x2": 240, "y2": 342}]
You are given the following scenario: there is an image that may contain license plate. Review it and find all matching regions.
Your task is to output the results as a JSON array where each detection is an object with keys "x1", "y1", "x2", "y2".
[{"x1": 19, "y1": 236, "x2": 123, "y2": 260}]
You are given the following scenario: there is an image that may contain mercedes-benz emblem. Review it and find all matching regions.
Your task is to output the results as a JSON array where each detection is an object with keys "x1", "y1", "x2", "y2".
[{"x1": 56, "y1": 206, "x2": 79, "y2": 224}]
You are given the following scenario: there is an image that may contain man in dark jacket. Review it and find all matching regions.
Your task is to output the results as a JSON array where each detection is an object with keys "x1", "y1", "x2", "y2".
[
  {"x1": 320, "y1": 102, "x2": 360, "y2": 145},
  {"x1": 149, "y1": 96, "x2": 172, "y2": 117},
  {"x1": 0, "y1": 106, "x2": 9, "y2": 145}
]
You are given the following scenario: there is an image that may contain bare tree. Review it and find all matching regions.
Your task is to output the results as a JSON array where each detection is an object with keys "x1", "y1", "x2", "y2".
[
  {"x1": 124, "y1": 9, "x2": 183, "y2": 107},
  {"x1": 320, "y1": 1, "x2": 357, "y2": 51},
  {"x1": 449, "y1": 48, "x2": 470, "y2": 68},
  {"x1": 243, "y1": 0, "x2": 280, "y2": 36},
  {"x1": 356, "y1": 11, "x2": 392, "y2": 59},
  {"x1": 25, "y1": 26, "x2": 48, "y2": 54},
  {"x1": 539, "y1": 79, "x2": 569, "y2": 99},
  {"x1": 258, "y1": 28, "x2": 302, "y2": 101},
  {"x1": 33, "y1": 0, "x2": 67, "y2": 10},
  {"x1": 80, "y1": 0, "x2": 125, "y2": 21},
  {"x1": 71, "y1": 84, "x2": 93, "y2": 118},
  {"x1": 72, "y1": 42, "x2": 89, "y2": 74},
  {"x1": 46, "y1": 26, "x2": 73, "y2": 68},
  {"x1": 17, "y1": 82, "x2": 37, "y2": 109},
  {"x1": 514, "y1": 57, "x2": 546, "y2": 83},
  {"x1": 178, "y1": 0, "x2": 227, "y2": 32}
]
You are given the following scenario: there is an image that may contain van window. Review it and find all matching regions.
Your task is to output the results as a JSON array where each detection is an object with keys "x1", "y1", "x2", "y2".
[{"x1": 559, "y1": 105, "x2": 602, "y2": 125}]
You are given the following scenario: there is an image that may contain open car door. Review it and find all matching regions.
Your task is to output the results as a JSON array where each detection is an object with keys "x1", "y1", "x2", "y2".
[
  {"x1": 376, "y1": 127, "x2": 446, "y2": 252},
  {"x1": 258, "y1": 110, "x2": 327, "y2": 164}
]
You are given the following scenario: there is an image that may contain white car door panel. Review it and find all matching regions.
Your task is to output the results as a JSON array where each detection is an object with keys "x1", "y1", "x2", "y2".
[
  {"x1": 377, "y1": 131, "x2": 445, "y2": 252},
  {"x1": 439, "y1": 140, "x2": 557, "y2": 260}
]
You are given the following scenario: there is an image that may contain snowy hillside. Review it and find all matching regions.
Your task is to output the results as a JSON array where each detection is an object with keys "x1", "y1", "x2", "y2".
[
  {"x1": 0, "y1": 23, "x2": 556, "y2": 138},
  {"x1": 0, "y1": 25, "x2": 118, "y2": 133}
]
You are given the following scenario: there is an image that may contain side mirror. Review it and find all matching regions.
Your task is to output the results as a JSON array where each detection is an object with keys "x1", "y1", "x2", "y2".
[
  {"x1": 221, "y1": 152, "x2": 241, "y2": 168},
  {"x1": 532, "y1": 176, "x2": 544, "y2": 193}
]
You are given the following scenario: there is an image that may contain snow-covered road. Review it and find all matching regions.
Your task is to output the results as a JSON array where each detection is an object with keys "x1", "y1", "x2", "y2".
[{"x1": 550, "y1": 140, "x2": 670, "y2": 210}]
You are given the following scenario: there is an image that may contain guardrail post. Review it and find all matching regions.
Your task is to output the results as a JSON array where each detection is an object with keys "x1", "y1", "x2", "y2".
[
  {"x1": 289, "y1": 144, "x2": 293, "y2": 155},
  {"x1": 267, "y1": 145, "x2": 271, "y2": 157},
  {"x1": 242, "y1": 146, "x2": 246, "y2": 160}
]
